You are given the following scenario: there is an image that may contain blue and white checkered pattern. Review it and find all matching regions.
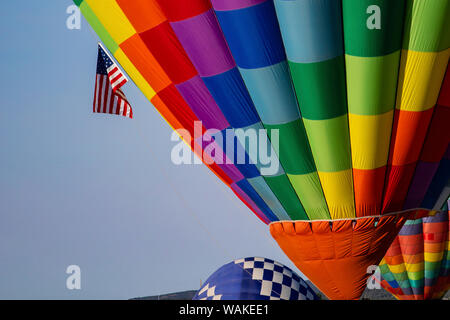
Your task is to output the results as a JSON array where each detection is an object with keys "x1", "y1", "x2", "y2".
[
  {"x1": 193, "y1": 257, "x2": 318, "y2": 300},
  {"x1": 196, "y1": 283, "x2": 223, "y2": 300}
]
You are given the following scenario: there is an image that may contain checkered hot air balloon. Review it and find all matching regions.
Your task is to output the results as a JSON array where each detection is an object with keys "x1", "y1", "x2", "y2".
[
  {"x1": 193, "y1": 257, "x2": 318, "y2": 300},
  {"x1": 74, "y1": 0, "x2": 450, "y2": 299}
]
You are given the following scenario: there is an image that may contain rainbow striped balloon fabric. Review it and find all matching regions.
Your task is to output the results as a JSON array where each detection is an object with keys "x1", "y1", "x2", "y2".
[
  {"x1": 379, "y1": 200, "x2": 450, "y2": 300},
  {"x1": 73, "y1": 0, "x2": 450, "y2": 222}
]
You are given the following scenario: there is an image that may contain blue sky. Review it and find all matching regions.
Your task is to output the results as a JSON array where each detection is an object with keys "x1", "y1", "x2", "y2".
[{"x1": 0, "y1": 1, "x2": 298, "y2": 299}]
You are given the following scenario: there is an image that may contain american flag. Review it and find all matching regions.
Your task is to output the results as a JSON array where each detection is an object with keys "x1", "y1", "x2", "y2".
[{"x1": 93, "y1": 44, "x2": 133, "y2": 119}]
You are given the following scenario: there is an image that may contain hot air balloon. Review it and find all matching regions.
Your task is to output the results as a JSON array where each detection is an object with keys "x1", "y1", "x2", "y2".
[
  {"x1": 193, "y1": 257, "x2": 319, "y2": 300},
  {"x1": 73, "y1": 0, "x2": 450, "y2": 299},
  {"x1": 378, "y1": 200, "x2": 449, "y2": 300}
]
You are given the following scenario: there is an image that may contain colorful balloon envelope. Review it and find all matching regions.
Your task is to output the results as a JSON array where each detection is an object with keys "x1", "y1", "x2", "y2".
[
  {"x1": 193, "y1": 257, "x2": 318, "y2": 300},
  {"x1": 74, "y1": 0, "x2": 450, "y2": 299},
  {"x1": 378, "y1": 200, "x2": 450, "y2": 300}
]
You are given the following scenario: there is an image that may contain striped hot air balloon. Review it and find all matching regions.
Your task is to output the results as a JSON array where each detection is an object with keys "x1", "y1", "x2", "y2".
[
  {"x1": 73, "y1": 0, "x2": 450, "y2": 299},
  {"x1": 379, "y1": 200, "x2": 449, "y2": 300}
]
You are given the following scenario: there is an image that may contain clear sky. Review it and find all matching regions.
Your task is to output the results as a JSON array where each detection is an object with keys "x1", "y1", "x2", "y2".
[{"x1": 0, "y1": 1, "x2": 300, "y2": 299}]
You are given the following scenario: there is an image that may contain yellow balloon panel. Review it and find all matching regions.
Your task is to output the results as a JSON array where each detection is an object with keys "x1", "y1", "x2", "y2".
[
  {"x1": 396, "y1": 48, "x2": 450, "y2": 111},
  {"x1": 317, "y1": 169, "x2": 355, "y2": 219},
  {"x1": 85, "y1": 0, "x2": 136, "y2": 45},
  {"x1": 349, "y1": 111, "x2": 394, "y2": 170}
]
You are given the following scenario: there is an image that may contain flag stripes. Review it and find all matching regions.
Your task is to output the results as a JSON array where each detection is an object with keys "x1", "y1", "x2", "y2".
[
  {"x1": 94, "y1": 74, "x2": 132, "y2": 118},
  {"x1": 107, "y1": 65, "x2": 128, "y2": 91}
]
